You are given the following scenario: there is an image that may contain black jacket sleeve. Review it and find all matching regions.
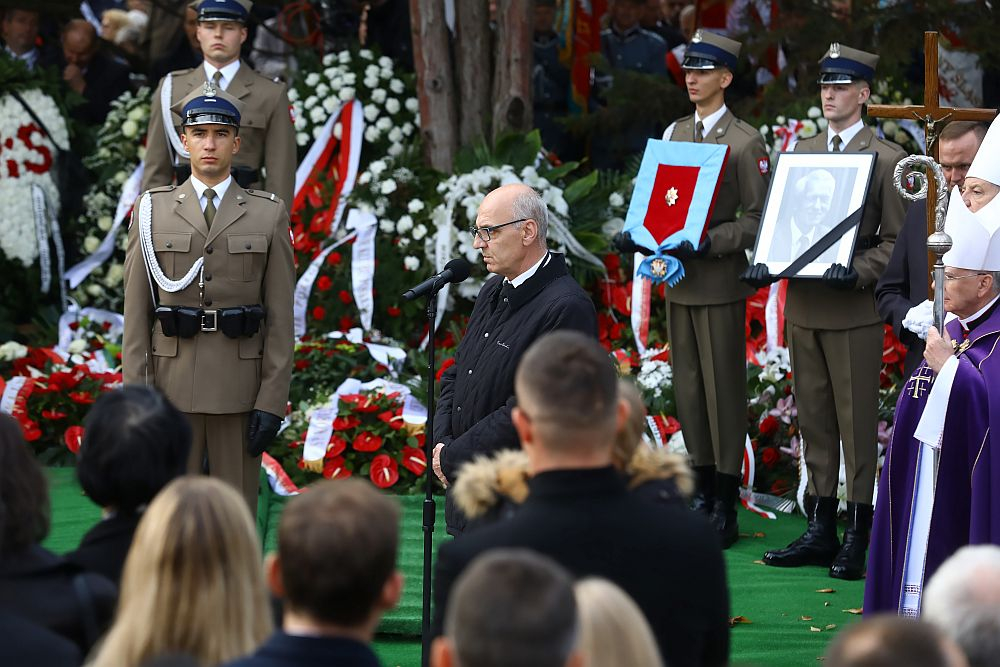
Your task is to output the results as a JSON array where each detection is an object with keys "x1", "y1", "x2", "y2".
[{"x1": 875, "y1": 201, "x2": 924, "y2": 346}]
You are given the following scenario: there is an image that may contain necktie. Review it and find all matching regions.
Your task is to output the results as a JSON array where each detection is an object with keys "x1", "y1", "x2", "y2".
[
  {"x1": 694, "y1": 121, "x2": 704, "y2": 143},
  {"x1": 204, "y1": 188, "x2": 217, "y2": 226},
  {"x1": 832, "y1": 134, "x2": 843, "y2": 152},
  {"x1": 211, "y1": 69, "x2": 223, "y2": 90}
]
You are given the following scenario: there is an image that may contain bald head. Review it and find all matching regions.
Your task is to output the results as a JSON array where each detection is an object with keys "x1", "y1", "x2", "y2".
[
  {"x1": 62, "y1": 18, "x2": 98, "y2": 67},
  {"x1": 795, "y1": 169, "x2": 837, "y2": 227},
  {"x1": 473, "y1": 183, "x2": 549, "y2": 280}
]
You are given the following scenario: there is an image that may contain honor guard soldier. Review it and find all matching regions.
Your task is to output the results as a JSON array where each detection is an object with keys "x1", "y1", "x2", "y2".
[
  {"x1": 744, "y1": 44, "x2": 907, "y2": 579},
  {"x1": 143, "y1": 0, "x2": 296, "y2": 212},
  {"x1": 123, "y1": 83, "x2": 295, "y2": 515},
  {"x1": 619, "y1": 30, "x2": 770, "y2": 548}
]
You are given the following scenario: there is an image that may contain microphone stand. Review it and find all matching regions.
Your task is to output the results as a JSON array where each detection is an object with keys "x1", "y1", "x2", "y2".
[{"x1": 420, "y1": 287, "x2": 439, "y2": 667}]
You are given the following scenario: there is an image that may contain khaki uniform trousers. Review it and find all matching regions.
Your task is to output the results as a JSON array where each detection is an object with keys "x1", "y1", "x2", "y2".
[
  {"x1": 668, "y1": 300, "x2": 747, "y2": 476},
  {"x1": 788, "y1": 322, "x2": 883, "y2": 502},
  {"x1": 185, "y1": 412, "x2": 260, "y2": 517}
]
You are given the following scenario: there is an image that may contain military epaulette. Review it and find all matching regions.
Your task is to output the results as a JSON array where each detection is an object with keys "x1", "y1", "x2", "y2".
[
  {"x1": 730, "y1": 117, "x2": 761, "y2": 138},
  {"x1": 144, "y1": 185, "x2": 176, "y2": 196},
  {"x1": 673, "y1": 114, "x2": 695, "y2": 125},
  {"x1": 172, "y1": 66, "x2": 198, "y2": 76},
  {"x1": 245, "y1": 188, "x2": 280, "y2": 203}
]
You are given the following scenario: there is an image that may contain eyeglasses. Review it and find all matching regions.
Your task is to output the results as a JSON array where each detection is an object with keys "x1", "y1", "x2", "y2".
[
  {"x1": 932, "y1": 271, "x2": 988, "y2": 282},
  {"x1": 469, "y1": 218, "x2": 529, "y2": 243}
]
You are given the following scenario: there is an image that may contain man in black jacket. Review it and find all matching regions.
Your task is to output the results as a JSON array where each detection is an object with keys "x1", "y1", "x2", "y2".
[
  {"x1": 432, "y1": 183, "x2": 598, "y2": 535},
  {"x1": 432, "y1": 331, "x2": 730, "y2": 667},
  {"x1": 875, "y1": 121, "x2": 986, "y2": 377}
]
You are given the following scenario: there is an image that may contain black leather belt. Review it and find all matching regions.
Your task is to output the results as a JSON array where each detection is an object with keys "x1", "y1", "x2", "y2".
[
  {"x1": 155, "y1": 304, "x2": 265, "y2": 338},
  {"x1": 173, "y1": 165, "x2": 259, "y2": 187}
]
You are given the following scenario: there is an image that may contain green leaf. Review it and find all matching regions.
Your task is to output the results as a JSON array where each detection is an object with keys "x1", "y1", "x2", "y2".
[
  {"x1": 563, "y1": 170, "x2": 599, "y2": 205},
  {"x1": 541, "y1": 160, "x2": 581, "y2": 182},
  {"x1": 494, "y1": 130, "x2": 542, "y2": 169}
]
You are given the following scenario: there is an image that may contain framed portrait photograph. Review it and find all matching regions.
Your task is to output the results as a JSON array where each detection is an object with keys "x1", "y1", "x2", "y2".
[{"x1": 751, "y1": 152, "x2": 876, "y2": 278}]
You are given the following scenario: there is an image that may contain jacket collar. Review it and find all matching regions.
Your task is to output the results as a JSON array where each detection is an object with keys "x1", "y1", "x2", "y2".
[
  {"x1": 505, "y1": 251, "x2": 569, "y2": 312},
  {"x1": 257, "y1": 632, "x2": 382, "y2": 666},
  {"x1": 205, "y1": 182, "x2": 249, "y2": 245},
  {"x1": 527, "y1": 466, "x2": 626, "y2": 500},
  {"x1": 173, "y1": 179, "x2": 208, "y2": 238}
]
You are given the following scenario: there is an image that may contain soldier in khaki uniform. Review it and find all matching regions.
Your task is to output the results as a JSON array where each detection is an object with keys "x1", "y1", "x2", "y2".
[
  {"x1": 143, "y1": 0, "x2": 296, "y2": 212},
  {"x1": 620, "y1": 30, "x2": 770, "y2": 548},
  {"x1": 123, "y1": 83, "x2": 295, "y2": 515},
  {"x1": 745, "y1": 45, "x2": 907, "y2": 580}
]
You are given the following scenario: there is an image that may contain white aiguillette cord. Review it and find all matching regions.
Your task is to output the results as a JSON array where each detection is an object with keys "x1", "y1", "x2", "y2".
[
  {"x1": 161, "y1": 73, "x2": 191, "y2": 161},
  {"x1": 138, "y1": 192, "x2": 203, "y2": 296}
]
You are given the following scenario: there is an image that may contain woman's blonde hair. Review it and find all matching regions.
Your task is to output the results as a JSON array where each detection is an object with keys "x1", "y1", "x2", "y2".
[
  {"x1": 614, "y1": 379, "x2": 647, "y2": 469},
  {"x1": 91, "y1": 476, "x2": 271, "y2": 667},
  {"x1": 574, "y1": 578, "x2": 664, "y2": 667}
]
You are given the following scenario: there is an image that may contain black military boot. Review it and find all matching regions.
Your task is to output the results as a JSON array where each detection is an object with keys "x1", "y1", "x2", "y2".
[
  {"x1": 763, "y1": 495, "x2": 841, "y2": 567},
  {"x1": 829, "y1": 501, "x2": 873, "y2": 580},
  {"x1": 690, "y1": 465, "x2": 716, "y2": 515},
  {"x1": 710, "y1": 472, "x2": 741, "y2": 549}
]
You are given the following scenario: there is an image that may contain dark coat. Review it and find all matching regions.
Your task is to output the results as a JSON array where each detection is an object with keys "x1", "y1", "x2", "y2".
[
  {"x1": 0, "y1": 545, "x2": 117, "y2": 653},
  {"x1": 432, "y1": 467, "x2": 730, "y2": 667},
  {"x1": 875, "y1": 200, "x2": 930, "y2": 377},
  {"x1": 223, "y1": 632, "x2": 382, "y2": 667},
  {"x1": 0, "y1": 609, "x2": 82, "y2": 667},
  {"x1": 434, "y1": 252, "x2": 597, "y2": 533},
  {"x1": 70, "y1": 50, "x2": 132, "y2": 125},
  {"x1": 64, "y1": 511, "x2": 141, "y2": 586}
]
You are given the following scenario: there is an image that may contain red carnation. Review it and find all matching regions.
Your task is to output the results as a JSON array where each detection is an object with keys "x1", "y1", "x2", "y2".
[
  {"x1": 326, "y1": 251, "x2": 342, "y2": 266},
  {"x1": 316, "y1": 275, "x2": 333, "y2": 291},
  {"x1": 353, "y1": 431, "x2": 383, "y2": 452},
  {"x1": 762, "y1": 447, "x2": 780, "y2": 467},
  {"x1": 339, "y1": 316, "x2": 354, "y2": 331},
  {"x1": 323, "y1": 456, "x2": 352, "y2": 480},
  {"x1": 332, "y1": 415, "x2": 361, "y2": 430},
  {"x1": 338, "y1": 290, "x2": 353, "y2": 304},
  {"x1": 64, "y1": 425, "x2": 84, "y2": 453},
  {"x1": 294, "y1": 359, "x2": 311, "y2": 371},
  {"x1": 386, "y1": 306, "x2": 401, "y2": 317},
  {"x1": 401, "y1": 446, "x2": 427, "y2": 475},
  {"x1": 758, "y1": 415, "x2": 779, "y2": 437},
  {"x1": 312, "y1": 306, "x2": 326, "y2": 320},
  {"x1": 370, "y1": 454, "x2": 399, "y2": 488},
  {"x1": 327, "y1": 434, "x2": 347, "y2": 457}
]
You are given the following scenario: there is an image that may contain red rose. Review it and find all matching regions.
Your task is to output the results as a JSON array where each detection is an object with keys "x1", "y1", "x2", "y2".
[
  {"x1": 401, "y1": 446, "x2": 427, "y2": 475},
  {"x1": 326, "y1": 251, "x2": 342, "y2": 266},
  {"x1": 370, "y1": 454, "x2": 399, "y2": 488},
  {"x1": 294, "y1": 359, "x2": 311, "y2": 371},
  {"x1": 338, "y1": 290, "x2": 353, "y2": 304},
  {"x1": 332, "y1": 415, "x2": 361, "y2": 430},
  {"x1": 327, "y1": 434, "x2": 347, "y2": 457},
  {"x1": 353, "y1": 431, "x2": 383, "y2": 452},
  {"x1": 378, "y1": 410, "x2": 404, "y2": 430},
  {"x1": 312, "y1": 306, "x2": 326, "y2": 320},
  {"x1": 387, "y1": 306, "x2": 401, "y2": 317},
  {"x1": 316, "y1": 275, "x2": 333, "y2": 292},
  {"x1": 758, "y1": 415, "x2": 779, "y2": 437},
  {"x1": 323, "y1": 456, "x2": 352, "y2": 480},
  {"x1": 761, "y1": 447, "x2": 780, "y2": 467},
  {"x1": 64, "y1": 425, "x2": 84, "y2": 453}
]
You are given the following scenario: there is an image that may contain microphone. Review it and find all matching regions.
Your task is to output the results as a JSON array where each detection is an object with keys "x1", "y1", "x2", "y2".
[{"x1": 402, "y1": 258, "x2": 472, "y2": 301}]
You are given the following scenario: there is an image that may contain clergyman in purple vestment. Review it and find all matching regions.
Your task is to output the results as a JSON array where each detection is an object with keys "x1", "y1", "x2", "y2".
[{"x1": 865, "y1": 185, "x2": 1000, "y2": 615}]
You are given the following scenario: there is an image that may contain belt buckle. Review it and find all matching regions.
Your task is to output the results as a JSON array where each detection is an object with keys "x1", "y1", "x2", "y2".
[{"x1": 201, "y1": 309, "x2": 218, "y2": 332}]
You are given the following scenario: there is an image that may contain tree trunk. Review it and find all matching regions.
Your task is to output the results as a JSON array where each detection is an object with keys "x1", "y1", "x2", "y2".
[
  {"x1": 409, "y1": 0, "x2": 458, "y2": 171},
  {"x1": 454, "y1": 0, "x2": 492, "y2": 148},
  {"x1": 492, "y1": 0, "x2": 534, "y2": 142}
]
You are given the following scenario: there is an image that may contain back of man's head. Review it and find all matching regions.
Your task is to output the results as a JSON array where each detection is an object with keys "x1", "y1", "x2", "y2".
[
  {"x1": 824, "y1": 616, "x2": 967, "y2": 667},
  {"x1": 436, "y1": 549, "x2": 580, "y2": 667},
  {"x1": 924, "y1": 545, "x2": 1000, "y2": 667},
  {"x1": 514, "y1": 331, "x2": 618, "y2": 454},
  {"x1": 275, "y1": 480, "x2": 400, "y2": 627}
]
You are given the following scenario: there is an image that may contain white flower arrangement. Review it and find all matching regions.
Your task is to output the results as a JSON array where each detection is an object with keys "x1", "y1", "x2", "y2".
[{"x1": 290, "y1": 49, "x2": 419, "y2": 150}]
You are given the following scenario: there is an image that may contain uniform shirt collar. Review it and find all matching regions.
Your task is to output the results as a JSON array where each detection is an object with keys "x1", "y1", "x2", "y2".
[
  {"x1": 695, "y1": 104, "x2": 728, "y2": 137},
  {"x1": 190, "y1": 175, "x2": 232, "y2": 211},
  {"x1": 959, "y1": 293, "x2": 1000, "y2": 331},
  {"x1": 508, "y1": 250, "x2": 552, "y2": 288},
  {"x1": 828, "y1": 119, "x2": 864, "y2": 151},
  {"x1": 203, "y1": 59, "x2": 241, "y2": 90}
]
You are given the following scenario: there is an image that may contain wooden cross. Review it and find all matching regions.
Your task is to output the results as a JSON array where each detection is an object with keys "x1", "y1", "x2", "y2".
[{"x1": 867, "y1": 31, "x2": 996, "y2": 297}]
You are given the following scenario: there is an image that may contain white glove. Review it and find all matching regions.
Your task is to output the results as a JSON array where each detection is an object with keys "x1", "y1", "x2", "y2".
[{"x1": 902, "y1": 300, "x2": 934, "y2": 340}]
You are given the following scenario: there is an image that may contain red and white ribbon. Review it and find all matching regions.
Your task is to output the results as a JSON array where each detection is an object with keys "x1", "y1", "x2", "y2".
[
  {"x1": 261, "y1": 451, "x2": 302, "y2": 496},
  {"x1": 740, "y1": 435, "x2": 777, "y2": 520},
  {"x1": 630, "y1": 252, "x2": 652, "y2": 355}
]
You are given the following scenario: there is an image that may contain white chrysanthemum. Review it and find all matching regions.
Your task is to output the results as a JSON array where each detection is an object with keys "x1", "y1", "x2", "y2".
[
  {"x1": 376, "y1": 117, "x2": 392, "y2": 131},
  {"x1": 127, "y1": 106, "x2": 146, "y2": 121},
  {"x1": 364, "y1": 76, "x2": 379, "y2": 89},
  {"x1": 369, "y1": 160, "x2": 388, "y2": 176},
  {"x1": 304, "y1": 95, "x2": 318, "y2": 110},
  {"x1": 305, "y1": 73, "x2": 320, "y2": 87},
  {"x1": 385, "y1": 98, "x2": 400, "y2": 115},
  {"x1": 338, "y1": 87, "x2": 355, "y2": 101},
  {"x1": 313, "y1": 125, "x2": 325, "y2": 140},
  {"x1": 359, "y1": 49, "x2": 373, "y2": 60},
  {"x1": 380, "y1": 179, "x2": 397, "y2": 195},
  {"x1": 380, "y1": 219, "x2": 396, "y2": 234},
  {"x1": 97, "y1": 215, "x2": 113, "y2": 231},
  {"x1": 378, "y1": 56, "x2": 393, "y2": 68},
  {"x1": 407, "y1": 199, "x2": 424, "y2": 213},
  {"x1": 396, "y1": 215, "x2": 414, "y2": 233},
  {"x1": 122, "y1": 120, "x2": 138, "y2": 138},
  {"x1": 371, "y1": 88, "x2": 387, "y2": 104},
  {"x1": 388, "y1": 143, "x2": 403, "y2": 157},
  {"x1": 86, "y1": 283, "x2": 105, "y2": 298},
  {"x1": 84, "y1": 235, "x2": 101, "y2": 254},
  {"x1": 807, "y1": 106, "x2": 822, "y2": 119},
  {"x1": 296, "y1": 132, "x2": 309, "y2": 146},
  {"x1": 405, "y1": 97, "x2": 418, "y2": 113},
  {"x1": 343, "y1": 72, "x2": 356, "y2": 85},
  {"x1": 401, "y1": 122, "x2": 414, "y2": 137},
  {"x1": 364, "y1": 104, "x2": 380, "y2": 122},
  {"x1": 293, "y1": 113, "x2": 307, "y2": 130},
  {"x1": 308, "y1": 106, "x2": 326, "y2": 124},
  {"x1": 398, "y1": 237, "x2": 410, "y2": 248},
  {"x1": 388, "y1": 127, "x2": 403, "y2": 143},
  {"x1": 380, "y1": 67, "x2": 393, "y2": 80},
  {"x1": 323, "y1": 53, "x2": 335, "y2": 66},
  {"x1": 358, "y1": 171, "x2": 372, "y2": 185},
  {"x1": 365, "y1": 64, "x2": 380, "y2": 79},
  {"x1": 0, "y1": 341, "x2": 28, "y2": 361},
  {"x1": 799, "y1": 119, "x2": 818, "y2": 138},
  {"x1": 316, "y1": 83, "x2": 330, "y2": 98},
  {"x1": 403, "y1": 255, "x2": 419, "y2": 271},
  {"x1": 389, "y1": 78, "x2": 405, "y2": 94},
  {"x1": 338, "y1": 51, "x2": 351, "y2": 63},
  {"x1": 103, "y1": 262, "x2": 124, "y2": 287},
  {"x1": 759, "y1": 124, "x2": 769, "y2": 136},
  {"x1": 609, "y1": 192, "x2": 624, "y2": 208},
  {"x1": 364, "y1": 126, "x2": 380, "y2": 143},
  {"x1": 412, "y1": 224, "x2": 427, "y2": 241}
]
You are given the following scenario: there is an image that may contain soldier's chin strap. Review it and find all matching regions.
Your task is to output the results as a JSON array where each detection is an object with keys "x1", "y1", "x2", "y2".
[{"x1": 137, "y1": 192, "x2": 204, "y2": 302}]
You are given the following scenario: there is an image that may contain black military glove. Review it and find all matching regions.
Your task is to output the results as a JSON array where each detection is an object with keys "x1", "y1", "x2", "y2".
[
  {"x1": 670, "y1": 237, "x2": 711, "y2": 260},
  {"x1": 247, "y1": 409, "x2": 282, "y2": 457},
  {"x1": 822, "y1": 263, "x2": 859, "y2": 290},
  {"x1": 612, "y1": 231, "x2": 654, "y2": 257},
  {"x1": 740, "y1": 263, "x2": 777, "y2": 289}
]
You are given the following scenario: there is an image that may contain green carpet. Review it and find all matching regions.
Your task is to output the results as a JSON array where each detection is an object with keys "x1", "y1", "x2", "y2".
[{"x1": 45, "y1": 469, "x2": 863, "y2": 667}]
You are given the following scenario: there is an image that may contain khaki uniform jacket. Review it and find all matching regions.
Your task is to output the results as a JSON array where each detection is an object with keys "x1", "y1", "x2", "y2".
[
  {"x1": 122, "y1": 180, "x2": 295, "y2": 416},
  {"x1": 142, "y1": 62, "x2": 297, "y2": 212},
  {"x1": 663, "y1": 110, "x2": 770, "y2": 305},
  {"x1": 785, "y1": 128, "x2": 907, "y2": 329}
]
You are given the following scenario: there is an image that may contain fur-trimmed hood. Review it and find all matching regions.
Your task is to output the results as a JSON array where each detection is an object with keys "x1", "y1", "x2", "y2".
[{"x1": 452, "y1": 447, "x2": 694, "y2": 519}]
